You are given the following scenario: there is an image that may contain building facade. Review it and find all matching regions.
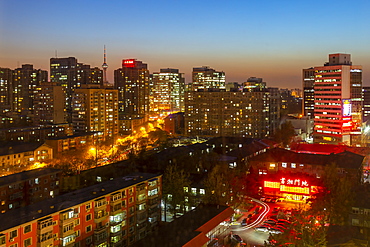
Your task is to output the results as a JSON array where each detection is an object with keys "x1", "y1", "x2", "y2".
[
  {"x1": 34, "y1": 82, "x2": 67, "y2": 125},
  {"x1": 363, "y1": 87, "x2": 370, "y2": 124},
  {"x1": 0, "y1": 123, "x2": 73, "y2": 142},
  {"x1": 249, "y1": 147, "x2": 364, "y2": 202},
  {"x1": 114, "y1": 59, "x2": 150, "y2": 119},
  {"x1": 302, "y1": 67, "x2": 315, "y2": 118},
  {"x1": 313, "y1": 53, "x2": 362, "y2": 145},
  {"x1": 0, "y1": 68, "x2": 13, "y2": 113},
  {"x1": 0, "y1": 168, "x2": 61, "y2": 214},
  {"x1": 12, "y1": 64, "x2": 48, "y2": 114},
  {"x1": 191, "y1": 66, "x2": 225, "y2": 92},
  {"x1": 0, "y1": 173, "x2": 162, "y2": 247},
  {"x1": 151, "y1": 68, "x2": 185, "y2": 114},
  {"x1": 50, "y1": 57, "x2": 103, "y2": 122},
  {"x1": 72, "y1": 85, "x2": 119, "y2": 139},
  {"x1": 185, "y1": 89, "x2": 271, "y2": 138},
  {"x1": 0, "y1": 143, "x2": 53, "y2": 168}
]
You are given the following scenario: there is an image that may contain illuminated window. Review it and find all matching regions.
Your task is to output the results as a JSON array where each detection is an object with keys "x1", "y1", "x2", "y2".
[
  {"x1": 282, "y1": 163, "x2": 287, "y2": 168},
  {"x1": 291, "y1": 163, "x2": 296, "y2": 168},
  {"x1": 269, "y1": 163, "x2": 276, "y2": 168}
]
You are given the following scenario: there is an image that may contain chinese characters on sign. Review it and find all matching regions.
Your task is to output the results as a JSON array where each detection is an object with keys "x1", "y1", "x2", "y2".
[{"x1": 263, "y1": 177, "x2": 316, "y2": 201}]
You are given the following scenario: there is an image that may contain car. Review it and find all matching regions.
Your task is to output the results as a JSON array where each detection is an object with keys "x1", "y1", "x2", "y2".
[
  {"x1": 274, "y1": 224, "x2": 287, "y2": 230},
  {"x1": 272, "y1": 226, "x2": 286, "y2": 232},
  {"x1": 264, "y1": 219, "x2": 277, "y2": 224},
  {"x1": 270, "y1": 198, "x2": 277, "y2": 203},
  {"x1": 261, "y1": 223, "x2": 273, "y2": 228},
  {"x1": 241, "y1": 218, "x2": 248, "y2": 226},
  {"x1": 278, "y1": 219, "x2": 291, "y2": 224},
  {"x1": 232, "y1": 234, "x2": 243, "y2": 243},
  {"x1": 255, "y1": 226, "x2": 269, "y2": 232},
  {"x1": 269, "y1": 228, "x2": 283, "y2": 234},
  {"x1": 273, "y1": 207, "x2": 280, "y2": 212}
]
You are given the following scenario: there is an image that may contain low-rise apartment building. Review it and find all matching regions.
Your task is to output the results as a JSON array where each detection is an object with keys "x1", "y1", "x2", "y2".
[{"x1": 0, "y1": 172, "x2": 161, "y2": 247}]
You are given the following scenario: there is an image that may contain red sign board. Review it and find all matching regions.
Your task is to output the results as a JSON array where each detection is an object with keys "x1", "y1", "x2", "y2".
[
  {"x1": 122, "y1": 59, "x2": 136, "y2": 68},
  {"x1": 264, "y1": 177, "x2": 317, "y2": 195}
]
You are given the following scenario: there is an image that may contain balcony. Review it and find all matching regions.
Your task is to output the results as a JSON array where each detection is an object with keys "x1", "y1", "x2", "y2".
[
  {"x1": 39, "y1": 238, "x2": 54, "y2": 247},
  {"x1": 94, "y1": 211, "x2": 108, "y2": 223},
  {"x1": 95, "y1": 224, "x2": 108, "y2": 234},
  {"x1": 110, "y1": 203, "x2": 122, "y2": 214}
]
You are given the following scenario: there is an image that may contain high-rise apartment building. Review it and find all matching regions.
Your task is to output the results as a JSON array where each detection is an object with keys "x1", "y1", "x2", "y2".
[
  {"x1": 114, "y1": 59, "x2": 150, "y2": 127},
  {"x1": 303, "y1": 68, "x2": 315, "y2": 118},
  {"x1": 0, "y1": 68, "x2": 12, "y2": 113},
  {"x1": 313, "y1": 53, "x2": 362, "y2": 145},
  {"x1": 268, "y1": 87, "x2": 281, "y2": 136},
  {"x1": 363, "y1": 87, "x2": 370, "y2": 124},
  {"x1": 34, "y1": 82, "x2": 67, "y2": 125},
  {"x1": 191, "y1": 66, "x2": 225, "y2": 91},
  {"x1": 12, "y1": 64, "x2": 48, "y2": 114},
  {"x1": 50, "y1": 57, "x2": 103, "y2": 121},
  {"x1": 72, "y1": 85, "x2": 119, "y2": 138},
  {"x1": 243, "y1": 77, "x2": 266, "y2": 91},
  {"x1": 185, "y1": 89, "x2": 271, "y2": 137},
  {"x1": 151, "y1": 68, "x2": 185, "y2": 114}
]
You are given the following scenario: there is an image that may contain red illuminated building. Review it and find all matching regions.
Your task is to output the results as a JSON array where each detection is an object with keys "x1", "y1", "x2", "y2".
[
  {"x1": 249, "y1": 147, "x2": 364, "y2": 202},
  {"x1": 313, "y1": 53, "x2": 362, "y2": 145}
]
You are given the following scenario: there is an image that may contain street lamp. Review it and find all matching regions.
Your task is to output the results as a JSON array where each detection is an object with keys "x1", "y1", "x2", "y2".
[{"x1": 90, "y1": 147, "x2": 97, "y2": 167}]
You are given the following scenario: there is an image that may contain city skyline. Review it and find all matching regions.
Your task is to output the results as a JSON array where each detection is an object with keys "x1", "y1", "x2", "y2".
[{"x1": 1, "y1": 0, "x2": 370, "y2": 88}]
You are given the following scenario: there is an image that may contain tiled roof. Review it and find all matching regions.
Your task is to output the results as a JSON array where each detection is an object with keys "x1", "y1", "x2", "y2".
[
  {"x1": 0, "y1": 142, "x2": 46, "y2": 156},
  {"x1": 0, "y1": 168, "x2": 61, "y2": 186},
  {"x1": 250, "y1": 148, "x2": 364, "y2": 170},
  {"x1": 133, "y1": 204, "x2": 233, "y2": 247}
]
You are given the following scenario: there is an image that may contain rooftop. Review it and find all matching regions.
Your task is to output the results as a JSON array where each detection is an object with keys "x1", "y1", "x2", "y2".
[
  {"x1": 133, "y1": 204, "x2": 233, "y2": 247},
  {"x1": 250, "y1": 148, "x2": 364, "y2": 170},
  {"x1": 0, "y1": 142, "x2": 49, "y2": 156},
  {"x1": 0, "y1": 168, "x2": 61, "y2": 186}
]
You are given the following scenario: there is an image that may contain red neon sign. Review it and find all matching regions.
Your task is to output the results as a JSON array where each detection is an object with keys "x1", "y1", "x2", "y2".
[
  {"x1": 123, "y1": 59, "x2": 136, "y2": 68},
  {"x1": 264, "y1": 177, "x2": 313, "y2": 195}
]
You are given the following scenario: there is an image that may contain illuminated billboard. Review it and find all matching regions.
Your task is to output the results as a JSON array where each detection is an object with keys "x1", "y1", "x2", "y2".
[
  {"x1": 122, "y1": 59, "x2": 136, "y2": 68},
  {"x1": 342, "y1": 99, "x2": 351, "y2": 117},
  {"x1": 263, "y1": 177, "x2": 319, "y2": 202}
]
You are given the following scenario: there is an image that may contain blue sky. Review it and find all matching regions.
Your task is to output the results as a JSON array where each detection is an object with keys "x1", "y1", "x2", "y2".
[{"x1": 1, "y1": 0, "x2": 370, "y2": 88}]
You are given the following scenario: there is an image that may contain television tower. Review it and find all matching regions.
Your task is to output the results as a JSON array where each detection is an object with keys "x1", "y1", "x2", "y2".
[{"x1": 102, "y1": 45, "x2": 108, "y2": 86}]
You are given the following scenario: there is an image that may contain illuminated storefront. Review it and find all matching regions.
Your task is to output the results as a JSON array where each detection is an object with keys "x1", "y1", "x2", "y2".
[{"x1": 263, "y1": 177, "x2": 319, "y2": 202}]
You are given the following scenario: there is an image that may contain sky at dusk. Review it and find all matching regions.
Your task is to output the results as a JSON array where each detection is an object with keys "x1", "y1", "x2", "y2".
[{"x1": 1, "y1": 0, "x2": 370, "y2": 88}]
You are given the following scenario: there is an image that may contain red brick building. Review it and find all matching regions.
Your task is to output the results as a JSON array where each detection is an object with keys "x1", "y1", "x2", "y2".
[
  {"x1": 0, "y1": 168, "x2": 61, "y2": 214},
  {"x1": 0, "y1": 172, "x2": 161, "y2": 247}
]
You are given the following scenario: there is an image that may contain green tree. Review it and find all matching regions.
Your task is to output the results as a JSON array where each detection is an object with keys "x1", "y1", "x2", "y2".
[
  {"x1": 265, "y1": 210, "x2": 327, "y2": 247},
  {"x1": 203, "y1": 163, "x2": 232, "y2": 206},
  {"x1": 309, "y1": 163, "x2": 354, "y2": 225},
  {"x1": 273, "y1": 121, "x2": 295, "y2": 147},
  {"x1": 162, "y1": 164, "x2": 191, "y2": 220}
]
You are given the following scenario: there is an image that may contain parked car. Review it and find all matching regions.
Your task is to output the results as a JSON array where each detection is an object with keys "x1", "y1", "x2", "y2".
[
  {"x1": 269, "y1": 228, "x2": 283, "y2": 234},
  {"x1": 255, "y1": 226, "x2": 269, "y2": 232},
  {"x1": 232, "y1": 234, "x2": 243, "y2": 243},
  {"x1": 264, "y1": 219, "x2": 277, "y2": 224},
  {"x1": 278, "y1": 219, "x2": 291, "y2": 224},
  {"x1": 241, "y1": 218, "x2": 248, "y2": 226}
]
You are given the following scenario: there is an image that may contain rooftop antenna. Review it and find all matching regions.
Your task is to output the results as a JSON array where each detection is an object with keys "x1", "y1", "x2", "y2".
[
  {"x1": 55, "y1": 50, "x2": 58, "y2": 58},
  {"x1": 102, "y1": 45, "x2": 108, "y2": 86}
]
